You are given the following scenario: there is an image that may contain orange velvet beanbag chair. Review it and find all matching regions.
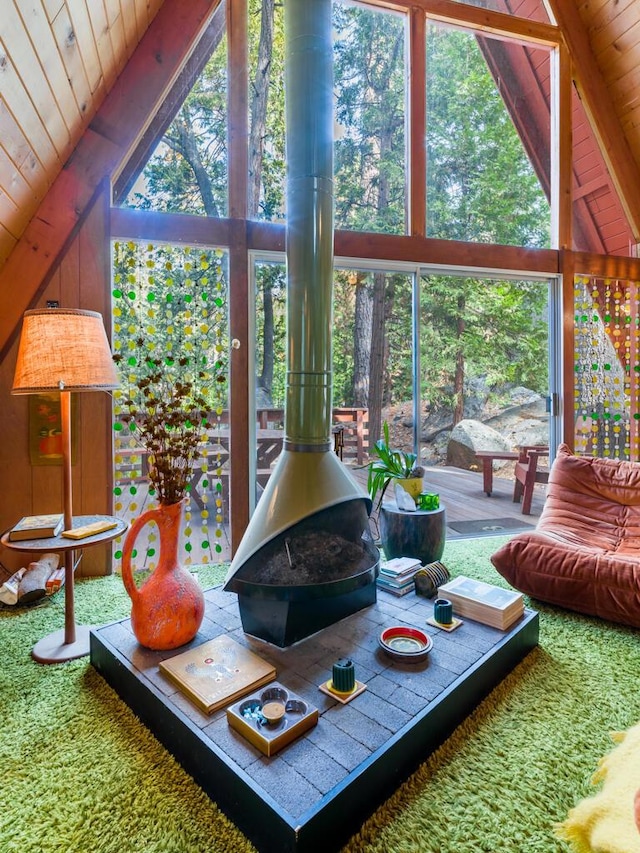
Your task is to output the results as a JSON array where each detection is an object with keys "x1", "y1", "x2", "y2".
[{"x1": 491, "y1": 443, "x2": 640, "y2": 628}]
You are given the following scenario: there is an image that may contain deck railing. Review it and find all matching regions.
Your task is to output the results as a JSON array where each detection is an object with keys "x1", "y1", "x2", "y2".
[{"x1": 114, "y1": 406, "x2": 370, "y2": 496}]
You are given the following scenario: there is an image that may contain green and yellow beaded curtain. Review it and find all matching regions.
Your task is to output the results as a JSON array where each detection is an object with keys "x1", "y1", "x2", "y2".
[
  {"x1": 573, "y1": 274, "x2": 640, "y2": 460},
  {"x1": 111, "y1": 240, "x2": 230, "y2": 569}
]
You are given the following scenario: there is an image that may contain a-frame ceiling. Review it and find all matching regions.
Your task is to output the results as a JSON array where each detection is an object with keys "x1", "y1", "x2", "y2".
[{"x1": 1, "y1": 0, "x2": 640, "y2": 320}]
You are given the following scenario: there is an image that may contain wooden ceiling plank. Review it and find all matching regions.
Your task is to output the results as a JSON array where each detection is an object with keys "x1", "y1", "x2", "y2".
[
  {"x1": 0, "y1": 39, "x2": 60, "y2": 171},
  {"x1": 0, "y1": 187, "x2": 20, "y2": 225},
  {"x1": 14, "y1": 0, "x2": 84, "y2": 134},
  {"x1": 547, "y1": 0, "x2": 640, "y2": 241},
  {"x1": 41, "y1": 0, "x2": 64, "y2": 23},
  {"x1": 0, "y1": 146, "x2": 32, "y2": 207},
  {"x1": 588, "y1": 3, "x2": 640, "y2": 55},
  {"x1": 597, "y1": 23, "x2": 640, "y2": 82},
  {"x1": 85, "y1": 1, "x2": 118, "y2": 92},
  {"x1": 132, "y1": 0, "x2": 151, "y2": 43},
  {"x1": 119, "y1": 0, "x2": 140, "y2": 60},
  {"x1": 66, "y1": 0, "x2": 105, "y2": 95},
  {"x1": 0, "y1": 98, "x2": 45, "y2": 182},
  {"x1": 49, "y1": 3, "x2": 93, "y2": 119},
  {"x1": 0, "y1": 0, "x2": 220, "y2": 358},
  {"x1": 108, "y1": 12, "x2": 129, "y2": 78},
  {"x1": 0, "y1": 6, "x2": 70, "y2": 149},
  {"x1": 581, "y1": 0, "x2": 636, "y2": 34}
]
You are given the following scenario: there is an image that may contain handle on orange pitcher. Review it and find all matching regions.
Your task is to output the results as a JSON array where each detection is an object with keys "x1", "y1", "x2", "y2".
[{"x1": 120, "y1": 506, "x2": 159, "y2": 602}]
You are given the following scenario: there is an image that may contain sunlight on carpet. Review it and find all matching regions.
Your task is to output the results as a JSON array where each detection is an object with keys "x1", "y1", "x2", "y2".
[{"x1": 1, "y1": 538, "x2": 639, "y2": 853}]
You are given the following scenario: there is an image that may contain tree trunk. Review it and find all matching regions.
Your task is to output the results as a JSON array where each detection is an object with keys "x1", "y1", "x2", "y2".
[
  {"x1": 249, "y1": 0, "x2": 276, "y2": 402},
  {"x1": 172, "y1": 112, "x2": 220, "y2": 217},
  {"x1": 453, "y1": 292, "x2": 466, "y2": 425},
  {"x1": 352, "y1": 274, "x2": 372, "y2": 407},
  {"x1": 368, "y1": 271, "x2": 387, "y2": 444}
]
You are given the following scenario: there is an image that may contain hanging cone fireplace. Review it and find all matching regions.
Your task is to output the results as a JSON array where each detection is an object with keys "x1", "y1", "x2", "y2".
[{"x1": 223, "y1": 0, "x2": 379, "y2": 646}]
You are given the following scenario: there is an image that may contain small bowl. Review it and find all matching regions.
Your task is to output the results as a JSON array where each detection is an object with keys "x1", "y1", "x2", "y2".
[{"x1": 379, "y1": 626, "x2": 433, "y2": 662}]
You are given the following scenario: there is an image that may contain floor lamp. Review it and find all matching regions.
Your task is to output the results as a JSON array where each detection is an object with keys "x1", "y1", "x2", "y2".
[{"x1": 11, "y1": 308, "x2": 119, "y2": 661}]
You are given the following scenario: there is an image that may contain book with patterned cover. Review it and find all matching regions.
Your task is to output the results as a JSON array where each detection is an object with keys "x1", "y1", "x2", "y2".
[
  {"x1": 9, "y1": 514, "x2": 63, "y2": 541},
  {"x1": 159, "y1": 635, "x2": 276, "y2": 715}
]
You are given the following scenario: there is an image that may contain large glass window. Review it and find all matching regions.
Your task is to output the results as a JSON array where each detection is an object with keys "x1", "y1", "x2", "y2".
[
  {"x1": 333, "y1": 3, "x2": 407, "y2": 234},
  {"x1": 426, "y1": 22, "x2": 551, "y2": 247},
  {"x1": 118, "y1": 25, "x2": 228, "y2": 216},
  {"x1": 248, "y1": 0, "x2": 285, "y2": 221},
  {"x1": 419, "y1": 272, "x2": 552, "y2": 468}
]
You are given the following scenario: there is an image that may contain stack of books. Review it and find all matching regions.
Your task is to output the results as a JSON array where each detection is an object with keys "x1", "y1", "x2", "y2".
[
  {"x1": 437, "y1": 575, "x2": 524, "y2": 630},
  {"x1": 377, "y1": 556, "x2": 422, "y2": 597}
]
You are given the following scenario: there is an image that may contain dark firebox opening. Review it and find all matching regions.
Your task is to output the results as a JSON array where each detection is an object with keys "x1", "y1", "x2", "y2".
[
  {"x1": 229, "y1": 501, "x2": 377, "y2": 595},
  {"x1": 227, "y1": 500, "x2": 380, "y2": 647}
]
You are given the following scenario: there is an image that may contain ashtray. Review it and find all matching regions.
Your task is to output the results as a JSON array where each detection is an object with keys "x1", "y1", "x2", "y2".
[
  {"x1": 226, "y1": 682, "x2": 318, "y2": 756},
  {"x1": 379, "y1": 626, "x2": 433, "y2": 662}
]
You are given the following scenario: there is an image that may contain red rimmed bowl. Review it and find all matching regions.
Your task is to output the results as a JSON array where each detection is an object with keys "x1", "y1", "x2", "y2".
[{"x1": 379, "y1": 626, "x2": 433, "y2": 662}]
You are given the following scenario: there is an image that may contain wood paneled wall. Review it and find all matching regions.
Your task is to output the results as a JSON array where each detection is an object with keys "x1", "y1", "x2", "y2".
[{"x1": 0, "y1": 188, "x2": 114, "y2": 577}]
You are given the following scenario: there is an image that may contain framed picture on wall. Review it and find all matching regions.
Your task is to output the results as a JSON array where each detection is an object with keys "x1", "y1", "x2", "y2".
[{"x1": 29, "y1": 393, "x2": 78, "y2": 466}]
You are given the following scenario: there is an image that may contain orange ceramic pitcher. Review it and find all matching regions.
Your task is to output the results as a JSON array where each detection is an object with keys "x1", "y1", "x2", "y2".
[{"x1": 121, "y1": 499, "x2": 205, "y2": 650}]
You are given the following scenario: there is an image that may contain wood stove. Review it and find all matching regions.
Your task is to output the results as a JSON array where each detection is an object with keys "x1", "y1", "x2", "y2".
[{"x1": 223, "y1": 0, "x2": 379, "y2": 646}]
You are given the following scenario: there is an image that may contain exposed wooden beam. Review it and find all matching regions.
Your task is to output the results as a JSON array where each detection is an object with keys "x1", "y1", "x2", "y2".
[
  {"x1": 0, "y1": 0, "x2": 220, "y2": 360},
  {"x1": 546, "y1": 0, "x2": 640, "y2": 242}
]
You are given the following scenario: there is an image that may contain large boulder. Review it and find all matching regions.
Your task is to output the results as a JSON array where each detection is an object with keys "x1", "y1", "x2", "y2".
[{"x1": 446, "y1": 420, "x2": 511, "y2": 469}]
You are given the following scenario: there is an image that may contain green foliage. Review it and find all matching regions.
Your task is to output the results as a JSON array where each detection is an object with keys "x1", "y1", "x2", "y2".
[
  {"x1": 333, "y1": 3, "x2": 406, "y2": 233},
  {"x1": 367, "y1": 422, "x2": 424, "y2": 509}
]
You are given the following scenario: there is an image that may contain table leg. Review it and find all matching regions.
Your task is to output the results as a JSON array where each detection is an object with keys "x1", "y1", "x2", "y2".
[
  {"x1": 482, "y1": 458, "x2": 494, "y2": 496},
  {"x1": 32, "y1": 549, "x2": 90, "y2": 664}
]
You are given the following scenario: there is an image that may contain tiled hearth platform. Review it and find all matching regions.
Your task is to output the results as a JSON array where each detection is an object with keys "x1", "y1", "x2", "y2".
[{"x1": 91, "y1": 586, "x2": 538, "y2": 853}]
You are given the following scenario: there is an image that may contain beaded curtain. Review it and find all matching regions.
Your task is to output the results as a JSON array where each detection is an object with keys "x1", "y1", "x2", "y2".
[
  {"x1": 111, "y1": 241, "x2": 230, "y2": 569},
  {"x1": 573, "y1": 274, "x2": 639, "y2": 460}
]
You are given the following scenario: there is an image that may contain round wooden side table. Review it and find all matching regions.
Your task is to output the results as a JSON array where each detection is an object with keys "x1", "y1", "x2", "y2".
[{"x1": 1, "y1": 515, "x2": 128, "y2": 664}]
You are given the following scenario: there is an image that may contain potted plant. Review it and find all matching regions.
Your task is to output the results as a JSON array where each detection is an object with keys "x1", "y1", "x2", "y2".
[
  {"x1": 367, "y1": 422, "x2": 445, "y2": 567},
  {"x1": 367, "y1": 421, "x2": 425, "y2": 511}
]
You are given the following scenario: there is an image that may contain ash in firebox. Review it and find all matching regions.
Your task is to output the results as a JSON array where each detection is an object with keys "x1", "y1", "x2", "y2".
[{"x1": 256, "y1": 531, "x2": 374, "y2": 586}]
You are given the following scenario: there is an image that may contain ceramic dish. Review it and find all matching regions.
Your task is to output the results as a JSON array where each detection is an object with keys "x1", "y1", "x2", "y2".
[{"x1": 379, "y1": 626, "x2": 433, "y2": 662}]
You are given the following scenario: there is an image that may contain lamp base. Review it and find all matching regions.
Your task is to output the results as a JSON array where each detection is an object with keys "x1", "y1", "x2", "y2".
[{"x1": 32, "y1": 625, "x2": 92, "y2": 664}]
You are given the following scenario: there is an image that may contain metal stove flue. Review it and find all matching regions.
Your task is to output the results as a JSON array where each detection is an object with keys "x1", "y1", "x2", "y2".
[{"x1": 222, "y1": 0, "x2": 379, "y2": 646}]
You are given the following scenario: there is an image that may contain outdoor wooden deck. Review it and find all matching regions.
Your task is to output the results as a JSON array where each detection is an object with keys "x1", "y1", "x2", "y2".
[{"x1": 112, "y1": 461, "x2": 544, "y2": 571}]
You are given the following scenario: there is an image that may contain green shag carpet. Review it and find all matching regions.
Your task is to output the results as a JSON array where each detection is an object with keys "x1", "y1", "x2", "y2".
[{"x1": 1, "y1": 537, "x2": 639, "y2": 853}]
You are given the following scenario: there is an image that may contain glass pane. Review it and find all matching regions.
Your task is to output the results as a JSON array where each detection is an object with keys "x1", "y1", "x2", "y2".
[
  {"x1": 253, "y1": 258, "x2": 413, "y2": 468},
  {"x1": 334, "y1": 267, "x2": 414, "y2": 450},
  {"x1": 419, "y1": 272, "x2": 549, "y2": 467},
  {"x1": 426, "y1": 22, "x2": 550, "y2": 248},
  {"x1": 111, "y1": 241, "x2": 231, "y2": 565},
  {"x1": 573, "y1": 274, "x2": 639, "y2": 459},
  {"x1": 118, "y1": 31, "x2": 228, "y2": 216},
  {"x1": 334, "y1": 2, "x2": 407, "y2": 234},
  {"x1": 248, "y1": 0, "x2": 285, "y2": 222}
]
